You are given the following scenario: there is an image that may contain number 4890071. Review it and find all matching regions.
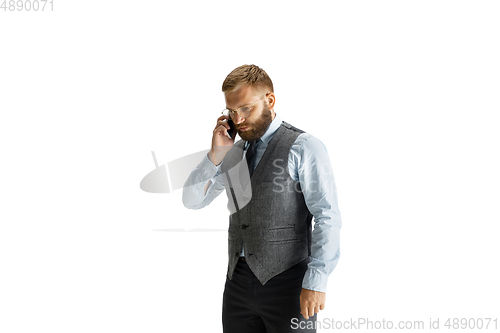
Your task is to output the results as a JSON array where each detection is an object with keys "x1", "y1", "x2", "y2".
[{"x1": 1, "y1": 0, "x2": 54, "y2": 11}]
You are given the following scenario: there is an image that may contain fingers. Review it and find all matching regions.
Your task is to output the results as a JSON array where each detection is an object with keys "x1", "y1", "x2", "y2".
[
  {"x1": 301, "y1": 307, "x2": 309, "y2": 320},
  {"x1": 213, "y1": 118, "x2": 230, "y2": 135},
  {"x1": 300, "y1": 301, "x2": 325, "y2": 320},
  {"x1": 300, "y1": 304, "x2": 313, "y2": 320},
  {"x1": 216, "y1": 114, "x2": 229, "y2": 127},
  {"x1": 214, "y1": 117, "x2": 231, "y2": 135},
  {"x1": 301, "y1": 306, "x2": 319, "y2": 320},
  {"x1": 302, "y1": 306, "x2": 318, "y2": 320},
  {"x1": 212, "y1": 119, "x2": 234, "y2": 145},
  {"x1": 213, "y1": 123, "x2": 228, "y2": 137},
  {"x1": 216, "y1": 120, "x2": 230, "y2": 131}
]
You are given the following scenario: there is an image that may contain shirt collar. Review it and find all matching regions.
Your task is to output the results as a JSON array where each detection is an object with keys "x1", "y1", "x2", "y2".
[{"x1": 259, "y1": 112, "x2": 282, "y2": 145}]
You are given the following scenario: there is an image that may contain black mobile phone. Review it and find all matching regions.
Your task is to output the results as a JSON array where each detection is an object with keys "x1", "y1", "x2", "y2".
[{"x1": 227, "y1": 117, "x2": 236, "y2": 139}]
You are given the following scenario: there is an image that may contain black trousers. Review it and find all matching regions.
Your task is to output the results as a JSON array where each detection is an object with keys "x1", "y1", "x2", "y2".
[{"x1": 222, "y1": 257, "x2": 317, "y2": 333}]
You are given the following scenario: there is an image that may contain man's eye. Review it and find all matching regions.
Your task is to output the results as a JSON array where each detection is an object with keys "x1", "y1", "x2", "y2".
[{"x1": 241, "y1": 107, "x2": 251, "y2": 112}]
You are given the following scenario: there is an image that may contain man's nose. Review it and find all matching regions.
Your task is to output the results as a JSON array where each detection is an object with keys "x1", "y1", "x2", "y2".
[{"x1": 233, "y1": 113, "x2": 245, "y2": 124}]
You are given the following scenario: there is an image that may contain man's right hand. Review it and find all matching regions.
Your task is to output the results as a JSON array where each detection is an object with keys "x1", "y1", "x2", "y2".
[{"x1": 208, "y1": 114, "x2": 235, "y2": 166}]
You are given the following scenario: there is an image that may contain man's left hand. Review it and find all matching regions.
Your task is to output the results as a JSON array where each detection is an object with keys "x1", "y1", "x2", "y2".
[{"x1": 300, "y1": 288, "x2": 326, "y2": 320}]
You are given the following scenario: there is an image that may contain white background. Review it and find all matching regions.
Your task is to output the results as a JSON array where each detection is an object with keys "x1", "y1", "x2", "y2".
[{"x1": 1, "y1": 1, "x2": 499, "y2": 332}]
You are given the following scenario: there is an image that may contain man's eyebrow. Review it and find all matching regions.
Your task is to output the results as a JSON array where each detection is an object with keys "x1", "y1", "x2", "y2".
[{"x1": 226, "y1": 101, "x2": 252, "y2": 110}]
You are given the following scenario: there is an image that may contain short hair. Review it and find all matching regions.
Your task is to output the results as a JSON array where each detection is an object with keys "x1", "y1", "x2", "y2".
[{"x1": 222, "y1": 64, "x2": 274, "y2": 95}]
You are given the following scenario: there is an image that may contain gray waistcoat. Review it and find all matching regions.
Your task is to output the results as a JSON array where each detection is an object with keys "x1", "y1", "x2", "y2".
[{"x1": 220, "y1": 121, "x2": 313, "y2": 285}]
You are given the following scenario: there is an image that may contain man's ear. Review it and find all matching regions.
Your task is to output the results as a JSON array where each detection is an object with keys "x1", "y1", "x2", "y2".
[{"x1": 266, "y1": 92, "x2": 276, "y2": 109}]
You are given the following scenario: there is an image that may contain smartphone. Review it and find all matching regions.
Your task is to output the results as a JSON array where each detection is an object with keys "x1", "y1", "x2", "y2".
[{"x1": 226, "y1": 117, "x2": 236, "y2": 139}]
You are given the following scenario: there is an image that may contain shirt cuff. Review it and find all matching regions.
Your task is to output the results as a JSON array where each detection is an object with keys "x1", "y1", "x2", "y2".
[
  {"x1": 302, "y1": 267, "x2": 328, "y2": 293},
  {"x1": 201, "y1": 153, "x2": 222, "y2": 177},
  {"x1": 204, "y1": 152, "x2": 223, "y2": 168},
  {"x1": 184, "y1": 153, "x2": 222, "y2": 190}
]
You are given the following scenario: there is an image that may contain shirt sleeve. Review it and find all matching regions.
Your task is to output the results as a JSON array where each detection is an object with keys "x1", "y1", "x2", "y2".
[
  {"x1": 182, "y1": 153, "x2": 226, "y2": 209},
  {"x1": 291, "y1": 134, "x2": 342, "y2": 293}
]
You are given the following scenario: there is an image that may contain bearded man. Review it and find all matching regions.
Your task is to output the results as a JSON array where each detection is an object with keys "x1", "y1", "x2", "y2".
[{"x1": 183, "y1": 64, "x2": 342, "y2": 333}]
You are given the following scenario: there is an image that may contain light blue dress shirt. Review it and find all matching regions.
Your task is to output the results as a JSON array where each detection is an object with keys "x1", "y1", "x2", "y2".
[{"x1": 182, "y1": 113, "x2": 342, "y2": 292}]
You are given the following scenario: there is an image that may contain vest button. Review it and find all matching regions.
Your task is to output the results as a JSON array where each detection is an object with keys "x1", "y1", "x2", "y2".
[
  {"x1": 235, "y1": 252, "x2": 239, "y2": 257},
  {"x1": 241, "y1": 224, "x2": 249, "y2": 229}
]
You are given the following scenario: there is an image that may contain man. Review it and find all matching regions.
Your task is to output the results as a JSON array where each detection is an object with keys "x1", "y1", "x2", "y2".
[{"x1": 182, "y1": 64, "x2": 342, "y2": 333}]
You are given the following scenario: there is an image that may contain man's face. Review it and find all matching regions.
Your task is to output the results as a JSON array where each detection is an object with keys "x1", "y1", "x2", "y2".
[{"x1": 225, "y1": 85, "x2": 275, "y2": 141}]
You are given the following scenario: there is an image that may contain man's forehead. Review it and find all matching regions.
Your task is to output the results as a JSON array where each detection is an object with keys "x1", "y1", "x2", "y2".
[{"x1": 225, "y1": 85, "x2": 260, "y2": 108}]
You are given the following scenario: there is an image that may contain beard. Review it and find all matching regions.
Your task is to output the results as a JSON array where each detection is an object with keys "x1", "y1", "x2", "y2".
[{"x1": 236, "y1": 104, "x2": 273, "y2": 141}]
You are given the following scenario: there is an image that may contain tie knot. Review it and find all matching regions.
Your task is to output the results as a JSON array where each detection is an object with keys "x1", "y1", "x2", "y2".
[{"x1": 248, "y1": 139, "x2": 259, "y2": 148}]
